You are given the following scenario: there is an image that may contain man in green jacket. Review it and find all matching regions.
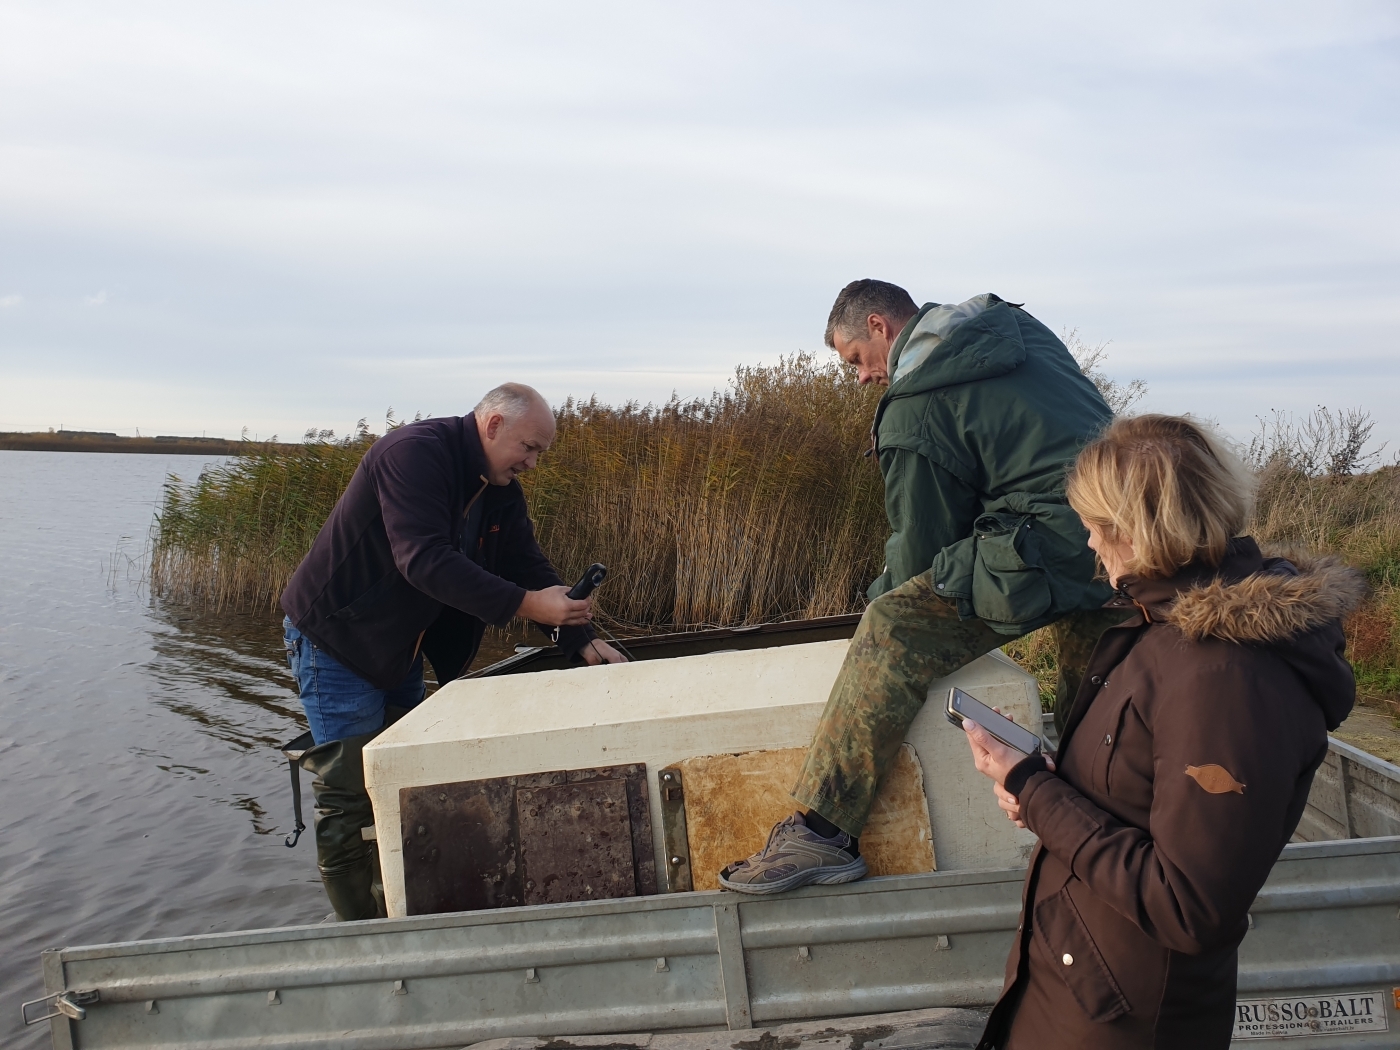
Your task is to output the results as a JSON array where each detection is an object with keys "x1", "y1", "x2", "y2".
[{"x1": 720, "y1": 280, "x2": 1121, "y2": 893}]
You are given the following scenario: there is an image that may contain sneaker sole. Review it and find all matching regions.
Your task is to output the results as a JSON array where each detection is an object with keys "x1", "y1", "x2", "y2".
[{"x1": 718, "y1": 855, "x2": 868, "y2": 895}]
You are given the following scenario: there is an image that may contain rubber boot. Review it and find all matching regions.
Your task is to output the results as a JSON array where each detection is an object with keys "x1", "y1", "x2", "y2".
[{"x1": 301, "y1": 731, "x2": 384, "y2": 922}]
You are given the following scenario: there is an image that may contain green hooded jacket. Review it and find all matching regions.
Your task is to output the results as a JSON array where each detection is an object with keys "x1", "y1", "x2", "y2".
[{"x1": 869, "y1": 295, "x2": 1113, "y2": 635}]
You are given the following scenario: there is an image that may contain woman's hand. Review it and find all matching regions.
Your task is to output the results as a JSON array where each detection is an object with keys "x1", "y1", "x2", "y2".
[
  {"x1": 994, "y1": 781, "x2": 1028, "y2": 829},
  {"x1": 963, "y1": 711, "x2": 1055, "y2": 829}
]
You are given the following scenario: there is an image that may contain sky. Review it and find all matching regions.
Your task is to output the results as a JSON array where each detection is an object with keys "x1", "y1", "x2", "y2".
[{"x1": 1, "y1": 1, "x2": 1397, "y2": 454}]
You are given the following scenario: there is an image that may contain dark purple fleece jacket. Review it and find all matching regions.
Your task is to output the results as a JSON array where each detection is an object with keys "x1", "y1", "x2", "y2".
[{"x1": 281, "y1": 414, "x2": 592, "y2": 689}]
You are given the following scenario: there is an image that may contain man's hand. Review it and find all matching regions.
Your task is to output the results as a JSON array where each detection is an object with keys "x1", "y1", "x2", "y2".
[
  {"x1": 517, "y1": 585, "x2": 593, "y2": 627},
  {"x1": 963, "y1": 710, "x2": 1055, "y2": 830},
  {"x1": 580, "y1": 640, "x2": 627, "y2": 665}
]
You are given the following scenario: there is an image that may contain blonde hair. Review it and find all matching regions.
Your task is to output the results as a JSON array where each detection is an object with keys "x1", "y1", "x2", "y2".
[{"x1": 1067, "y1": 414, "x2": 1253, "y2": 580}]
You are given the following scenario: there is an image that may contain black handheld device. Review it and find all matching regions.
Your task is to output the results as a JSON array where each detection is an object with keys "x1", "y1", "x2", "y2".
[
  {"x1": 567, "y1": 563, "x2": 608, "y2": 600},
  {"x1": 945, "y1": 686, "x2": 1043, "y2": 756}
]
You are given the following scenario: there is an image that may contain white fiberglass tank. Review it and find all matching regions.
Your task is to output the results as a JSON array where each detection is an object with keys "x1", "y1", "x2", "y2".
[{"x1": 364, "y1": 641, "x2": 1040, "y2": 919}]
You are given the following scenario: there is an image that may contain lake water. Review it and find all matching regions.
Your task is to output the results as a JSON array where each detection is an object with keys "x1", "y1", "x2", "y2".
[{"x1": 0, "y1": 451, "x2": 520, "y2": 1046}]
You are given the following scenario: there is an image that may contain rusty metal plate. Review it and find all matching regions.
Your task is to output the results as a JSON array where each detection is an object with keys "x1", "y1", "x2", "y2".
[
  {"x1": 400, "y1": 775, "x2": 521, "y2": 915},
  {"x1": 401, "y1": 763, "x2": 655, "y2": 916},
  {"x1": 518, "y1": 779, "x2": 634, "y2": 905}
]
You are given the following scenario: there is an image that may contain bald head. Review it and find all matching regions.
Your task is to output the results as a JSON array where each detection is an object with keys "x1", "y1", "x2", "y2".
[{"x1": 473, "y1": 383, "x2": 556, "y2": 485}]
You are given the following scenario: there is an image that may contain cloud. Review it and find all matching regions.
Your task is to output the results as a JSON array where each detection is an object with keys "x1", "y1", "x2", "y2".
[
  {"x1": 0, "y1": 294, "x2": 20, "y2": 308},
  {"x1": 83, "y1": 290, "x2": 107, "y2": 306},
  {"x1": 0, "y1": 1, "x2": 1396, "y2": 447}
]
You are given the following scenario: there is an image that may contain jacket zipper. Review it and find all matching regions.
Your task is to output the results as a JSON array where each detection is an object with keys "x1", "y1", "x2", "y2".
[{"x1": 412, "y1": 475, "x2": 490, "y2": 662}]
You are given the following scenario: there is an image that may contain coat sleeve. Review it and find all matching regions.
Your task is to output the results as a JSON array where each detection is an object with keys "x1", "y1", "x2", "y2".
[
  {"x1": 1017, "y1": 657, "x2": 1327, "y2": 955},
  {"x1": 495, "y1": 494, "x2": 597, "y2": 656},
  {"x1": 870, "y1": 447, "x2": 981, "y2": 598},
  {"x1": 371, "y1": 435, "x2": 526, "y2": 626}
]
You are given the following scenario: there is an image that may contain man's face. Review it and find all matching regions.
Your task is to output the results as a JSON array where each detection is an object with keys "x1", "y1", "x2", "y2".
[
  {"x1": 831, "y1": 313, "x2": 904, "y2": 386},
  {"x1": 479, "y1": 406, "x2": 556, "y2": 485}
]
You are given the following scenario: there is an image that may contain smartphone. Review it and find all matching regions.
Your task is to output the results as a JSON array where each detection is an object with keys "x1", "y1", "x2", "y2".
[
  {"x1": 567, "y1": 563, "x2": 608, "y2": 600},
  {"x1": 945, "y1": 687, "x2": 1043, "y2": 756}
]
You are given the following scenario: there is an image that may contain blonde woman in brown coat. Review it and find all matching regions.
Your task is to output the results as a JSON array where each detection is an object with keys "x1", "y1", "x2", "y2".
[{"x1": 964, "y1": 415, "x2": 1363, "y2": 1050}]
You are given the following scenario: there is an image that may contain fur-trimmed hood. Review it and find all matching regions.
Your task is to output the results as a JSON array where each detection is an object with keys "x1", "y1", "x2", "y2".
[
  {"x1": 1166, "y1": 551, "x2": 1366, "y2": 645},
  {"x1": 1116, "y1": 537, "x2": 1362, "y2": 731}
]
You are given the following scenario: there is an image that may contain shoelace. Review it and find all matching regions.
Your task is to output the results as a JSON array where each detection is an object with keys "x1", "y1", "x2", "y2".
[{"x1": 729, "y1": 815, "x2": 803, "y2": 872}]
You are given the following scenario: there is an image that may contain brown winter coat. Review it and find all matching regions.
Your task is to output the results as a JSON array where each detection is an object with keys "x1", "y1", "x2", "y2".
[{"x1": 978, "y1": 537, "x2": 1362, "y2": 1050}]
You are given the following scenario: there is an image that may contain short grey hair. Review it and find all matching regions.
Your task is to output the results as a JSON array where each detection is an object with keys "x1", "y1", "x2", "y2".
[
  {"x1": 473, "y1": 382, "x2": 550, "y2": 422},
  {"x1": 824, "y1": 279, "x2": 919, "y2": 347}
]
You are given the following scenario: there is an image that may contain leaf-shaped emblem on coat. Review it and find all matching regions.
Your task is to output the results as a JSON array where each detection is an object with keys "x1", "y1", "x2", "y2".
[{"x1": 1184, "y1": 764, "x2": 1246, "y2": 794}]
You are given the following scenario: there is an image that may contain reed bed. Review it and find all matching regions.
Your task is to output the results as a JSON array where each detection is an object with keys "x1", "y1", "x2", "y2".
[
  {"x1": 150, "y1": 355, "x2": 886, "y2": 628},
  {"x1": 524, "y1": 354, "x2": 884, "y2": 629},
  {"x1": 149, "y1": 372, "x2": 1399, "y2": 718},
  {"x1": 150, "y1": 433, "x2": 374, "y2": 611}
]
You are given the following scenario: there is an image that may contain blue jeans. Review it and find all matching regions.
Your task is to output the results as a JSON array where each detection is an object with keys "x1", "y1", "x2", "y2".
[{"x1": 284, "y1": 617, "x2": 426, "y2": 745}]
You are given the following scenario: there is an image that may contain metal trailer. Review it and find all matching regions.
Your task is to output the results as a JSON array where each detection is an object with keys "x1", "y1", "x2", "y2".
[
  {"x1": 22, "y1": 835, "x2": 1400, "y2": 1049},
  {"x1": 23, "y1": 619, "x2": 1400, "y2": 1049}
]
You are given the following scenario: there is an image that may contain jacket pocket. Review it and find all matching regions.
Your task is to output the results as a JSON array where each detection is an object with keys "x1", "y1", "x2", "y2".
[
  {"x1": 1033, "y1": 885, "x2": 1130, "y2": 1023},
  {"x1": 329, "y1": 568, "x2": 404, "y2": 622},
  {"x1": 969, "y1": 511, "x2": 1053, "y2": 625}
]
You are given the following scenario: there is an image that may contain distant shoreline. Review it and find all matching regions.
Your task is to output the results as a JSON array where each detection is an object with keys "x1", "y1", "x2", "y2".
[{"x1": 0, "y1": 431, "x2": 286, "y2": 456}]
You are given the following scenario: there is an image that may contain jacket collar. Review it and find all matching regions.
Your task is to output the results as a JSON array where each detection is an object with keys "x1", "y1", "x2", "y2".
[
  {"x1": 1104, "y1": 536, "x2": 1365, "y2": 645},
  {"x1": 459, "y1": 413, "x2": 494, "y2": 494},
  {"x1": 1109, "y1": 537, "x2": 1265, "y2": 625}
]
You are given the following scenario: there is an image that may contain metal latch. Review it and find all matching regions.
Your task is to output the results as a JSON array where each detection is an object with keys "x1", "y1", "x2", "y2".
[
  {"x1": 22, "y1": 989, "x2": 100, "y2": 1025},
  {"x1": 658, "y1": 766, "x2": 693, "y2": 892}
]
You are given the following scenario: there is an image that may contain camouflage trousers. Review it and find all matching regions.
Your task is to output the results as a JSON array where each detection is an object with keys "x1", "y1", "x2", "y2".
[{"x1": 790, "y1": 569, "x2": 1126, "y2": 837}]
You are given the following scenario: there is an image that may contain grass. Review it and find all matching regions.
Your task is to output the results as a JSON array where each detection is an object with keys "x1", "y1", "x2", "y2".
[{"x1": 149, "y1": 366, "x2": 1399, "y2": 727}]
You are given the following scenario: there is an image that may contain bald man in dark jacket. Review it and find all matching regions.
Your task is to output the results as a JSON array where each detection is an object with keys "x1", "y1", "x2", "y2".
[{"x1": 281, "y1": 383, "x2": 623, "y2": 920}]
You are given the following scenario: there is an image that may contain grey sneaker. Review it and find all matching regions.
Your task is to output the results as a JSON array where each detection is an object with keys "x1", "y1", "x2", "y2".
[{"x1": 718, "y1": 812, "x2": 867, "y2": 894}]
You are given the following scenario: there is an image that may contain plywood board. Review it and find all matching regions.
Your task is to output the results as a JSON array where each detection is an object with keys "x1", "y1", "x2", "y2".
[{"x1": 677, "y1": 744, "x2": 934, "y2": 891}]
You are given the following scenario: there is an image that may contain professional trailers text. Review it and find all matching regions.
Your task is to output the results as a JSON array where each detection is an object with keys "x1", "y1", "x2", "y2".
[{"x1": 1233, "y1": 990, "x2": 1388, "y2": 1040}]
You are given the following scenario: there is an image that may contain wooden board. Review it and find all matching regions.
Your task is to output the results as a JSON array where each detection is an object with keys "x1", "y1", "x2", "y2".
[
  {"x1": 400, "y1": 763, "x2": 655, "y2": 916},
  {"x1": 676, "y1": 745, "x2": 935, "y2": 891}
]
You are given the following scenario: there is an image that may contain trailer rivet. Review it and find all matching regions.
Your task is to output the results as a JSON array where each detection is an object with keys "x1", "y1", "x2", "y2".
[
  {"x1": 670, "y1": 856, "x2": 685, "y2": 866},
  {"x1": 439, "y1": 793, "x2": 447, "y2": 802},
  {"x1": 268, "y1": 990, "x2": 281, "y2": 1005},
  {"x1": 392, "y1": 980, "x2": 407, "y2": 996},
  {"x1": 525, "y1": 968, "x2": 539, "y2": 984},
  {"x1": 797, "y1": 946, "x2": 811, "y2": 962},
  {"x1": 662, "y1": 772, "x2": 673, "y2": 781},
  {"x1": 656, "y1": 957, "x2": 669, "y2": 972}
]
